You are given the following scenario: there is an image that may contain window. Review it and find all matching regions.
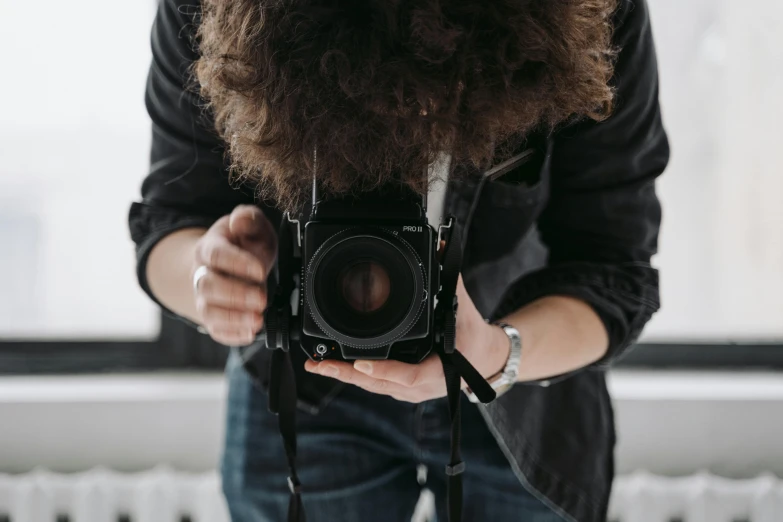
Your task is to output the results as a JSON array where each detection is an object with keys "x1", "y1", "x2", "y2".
[
  {"x1": 0, "y1": 0, "x2": 226, "y2": 373},
  {"x1": 642, "y1": 0, "x2": 783, "y2": 343},
  {"x1": 0, "y1": 0, "x2": 159, "y2": 341},
  {"x1": 621, "y1": 0, "x2": 783, "y2": 369}
]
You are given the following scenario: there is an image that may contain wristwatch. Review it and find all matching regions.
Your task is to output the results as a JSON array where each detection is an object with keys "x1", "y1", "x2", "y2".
[{"x1": 464, "y1": 322, "x2": 522, "y2": 403}]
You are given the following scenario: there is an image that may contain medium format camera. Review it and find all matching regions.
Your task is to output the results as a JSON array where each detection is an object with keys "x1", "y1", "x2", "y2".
[
  {"x1": 287, "y1": 184, "x2": 441, "y2": 364},
  {"x1": 245, "y1": 158, "x2": 519, "y2": 522},
  {"x1": 260, "y1": 150, "x2": 535, "y2": 367},
  {"x1": 254, "y1": 179, "x2": 496, "y2": 522}
]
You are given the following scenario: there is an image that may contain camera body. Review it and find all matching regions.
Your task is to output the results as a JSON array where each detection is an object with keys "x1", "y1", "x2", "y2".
[{"x1": 297, "y1": 187, "x2": 439, "y2": 364}]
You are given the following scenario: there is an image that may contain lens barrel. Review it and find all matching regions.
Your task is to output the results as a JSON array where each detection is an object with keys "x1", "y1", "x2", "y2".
[{"x1": 305, "y1": 228, "x2": 426, "y2": 348}]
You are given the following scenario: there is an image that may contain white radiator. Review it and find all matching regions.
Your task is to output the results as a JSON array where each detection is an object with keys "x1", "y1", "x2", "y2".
[
  {"x1": 608, "y1": 471, "x2": 783, "y2": 522},
  {"x1": 0, "y1": 467, "x2": 229, "y2": 522},
  {"x1": 1, "y1": 468, "x2": 782, "y2": 522}
]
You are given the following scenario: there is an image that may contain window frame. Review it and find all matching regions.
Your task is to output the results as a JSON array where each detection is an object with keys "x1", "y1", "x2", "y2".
[
  {"x1": 0, "y1": 315, "x2": 228, "y2": 374},
  {"x1": 1, "y1": 314, "x2": 781, "y2": 374}
]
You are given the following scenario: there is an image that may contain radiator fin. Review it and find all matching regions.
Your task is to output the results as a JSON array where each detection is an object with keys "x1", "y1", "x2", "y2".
[
  {"x1": 0, "y1": 467, "x2": 227, "y2": 522},
  {"x1": 1, "y1": 468, "x2": 782, "y2": 522},
  {"x1": 608, "y1": 471, "x2": 783, "y2": 522}
]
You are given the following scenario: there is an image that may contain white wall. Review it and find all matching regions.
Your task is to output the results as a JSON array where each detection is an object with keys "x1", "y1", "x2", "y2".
[
  {"x1": 0, "y1": 0, "x2": 159, "y2": 340},
  {"x1": 1, "y1": 372, "x2": 782, "y2": 479},
  {"x1": 642, "y1": 0, "x2": 783, "y2": 341}
]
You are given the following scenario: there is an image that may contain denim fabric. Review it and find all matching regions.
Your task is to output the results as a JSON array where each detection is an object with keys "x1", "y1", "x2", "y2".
[{"x1": 221, "y1": 352, "x2": 563, "y2": 522}]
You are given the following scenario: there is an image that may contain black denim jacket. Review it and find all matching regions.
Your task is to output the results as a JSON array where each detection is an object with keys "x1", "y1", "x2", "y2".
[{"x1": 129, "y1": 1, "x2": 668, "y2": 520}]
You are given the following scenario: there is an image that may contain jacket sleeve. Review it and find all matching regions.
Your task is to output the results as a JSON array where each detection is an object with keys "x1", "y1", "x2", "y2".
[
  {"x1": 128, "y1": 0, "x2": 278, "y2": 317},
  {"x1": 494, "y1": 0, "x2": 670, "y2": 368}
]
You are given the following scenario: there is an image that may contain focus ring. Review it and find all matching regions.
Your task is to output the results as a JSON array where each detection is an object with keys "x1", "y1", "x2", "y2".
[{"x1": 305, "y1": 227, "x2": 427, "y2": 349}]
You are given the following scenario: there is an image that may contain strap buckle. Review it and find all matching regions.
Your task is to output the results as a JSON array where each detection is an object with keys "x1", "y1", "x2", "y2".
[
  {"x1": 445, "y1": 461, "x2": 466, "y2": 476},
  {"x1": 437, "y1": 217, "x2": 453, "y2": 251},
  {"x1": 284, "y1": 212, "x2": 302, "y2": 248},
  {"x1": 287, "y1": 476, "x2": 302, "y2": 495}
]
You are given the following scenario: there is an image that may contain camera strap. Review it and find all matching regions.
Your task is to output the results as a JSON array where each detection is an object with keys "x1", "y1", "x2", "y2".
[
  {"x1": 261, "y1": 213, "x2": 495, "y2": 522},
  {"x1": 273, "y1": 348, "x2": 306, "y2": 522},
  {"x1": 263, "y1": 216, "x2": 307, "y2": 522},
  {"x1": 435, "y1": 218, "x2": 497, "y2": 522}
]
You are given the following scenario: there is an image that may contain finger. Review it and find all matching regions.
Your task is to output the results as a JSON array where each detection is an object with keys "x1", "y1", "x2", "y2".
[
  {"x1": 208, "y1": 215, "x2": 232, "y2": 238},
  {"x1": 197, "y1": 302, "x2": 263, "y2": 332},
  {"x1": 208, "y1": 326, "x2": 257, "y2": 347},
  {"x1": 229, "y1": 205, "x2": 278, "y2": 276},
  {"x1": 305, "y1": 361, "x2": 411, "y2": 396},
  {"x1": 390, "y1": 392, "x2": 434, "y2": 404},
  {"x1": 196, "y1": 236, "x2": 268, "y2": 284},
  {"x1": 350, "y1": 356, "x2": 444, "y2": 387},
  {"x1": 228, "y1": 205, "x2": 268, "y2": 240},
  {"x1": 197, "y1": 270, "x2": 267, "y2": 313}
]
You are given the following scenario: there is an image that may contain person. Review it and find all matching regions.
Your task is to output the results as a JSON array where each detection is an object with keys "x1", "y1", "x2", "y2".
[{"x1": 129, "y1": 0, "x2": 669, "y2": 520}]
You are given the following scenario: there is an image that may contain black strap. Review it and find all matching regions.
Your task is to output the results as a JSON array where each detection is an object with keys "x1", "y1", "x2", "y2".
[
  {"x1": 434, "y1": 218, "x2": 496, "y2": 522},
  {"x1": 267, "y1": 214, "x2": 297, "y2": 386},
  {"x1": 453, "y1": 350, "x2": 496, "y2": 403},
  {"x1": 437, "y1": 219, "x2": 496, "y2": 402},
  {"x1": 267, "y1": 344, "x2": 282, "y2": 414},
  {"x1": 266, "y1": 218, "x2": 306, "y2": 522},
  {"x1": 438, "y1": 350, "x2": 465, "y2": 522},
  {"x1": 272, "y1": 349, "x2": 306, "y2": 522}
]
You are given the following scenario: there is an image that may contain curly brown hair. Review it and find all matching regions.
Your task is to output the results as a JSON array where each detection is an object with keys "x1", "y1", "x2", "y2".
[{"x1": 194, "y1": 0, "x2": 618, "y2": 210}]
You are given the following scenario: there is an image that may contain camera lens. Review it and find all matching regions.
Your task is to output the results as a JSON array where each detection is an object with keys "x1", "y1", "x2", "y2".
[
  {"x1": 306, "y1": 230, "x2": 425, "y2": 348},
  {"x1": 339, "y1": 261, "x2": 391, "y2": 314}
]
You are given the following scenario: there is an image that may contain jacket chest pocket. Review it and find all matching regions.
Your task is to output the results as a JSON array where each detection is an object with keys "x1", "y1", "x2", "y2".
[{"x1": 446, "y1": 138, "x2": 551, "y2": 268}]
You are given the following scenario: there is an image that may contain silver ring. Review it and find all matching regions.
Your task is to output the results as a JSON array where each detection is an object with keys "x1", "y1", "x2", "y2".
[{"x1": 193, "y1": 265, "x2": 209, "y2": 293}]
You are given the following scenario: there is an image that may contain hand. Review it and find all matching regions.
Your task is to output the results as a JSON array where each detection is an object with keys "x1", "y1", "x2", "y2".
[
  {"x1": 304, "y1": 276, "x2": 511, "y2": 403},
  {"x1": 192, "y1": 205, "x2": 277, "y2": 346}
]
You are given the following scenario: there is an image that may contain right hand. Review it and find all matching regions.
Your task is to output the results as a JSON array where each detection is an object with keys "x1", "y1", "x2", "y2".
[{"x1": 192, "y1": 205, "x2": 278, "y2": 346}]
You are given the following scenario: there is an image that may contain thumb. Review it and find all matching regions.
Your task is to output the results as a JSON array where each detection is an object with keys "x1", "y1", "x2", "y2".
[{"x1": 228, "y1": 205, "x2": 278, "y2": 277}]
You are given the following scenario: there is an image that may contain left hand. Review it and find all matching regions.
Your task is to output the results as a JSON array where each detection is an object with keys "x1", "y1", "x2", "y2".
[{"x1": 304, "y1": 276, "x2": 510, "y2": 403}]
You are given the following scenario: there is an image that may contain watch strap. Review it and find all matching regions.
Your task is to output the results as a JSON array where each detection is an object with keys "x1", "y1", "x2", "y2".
[{"x1": 464, "y1": 322, "x2": 522, "y2": 403}]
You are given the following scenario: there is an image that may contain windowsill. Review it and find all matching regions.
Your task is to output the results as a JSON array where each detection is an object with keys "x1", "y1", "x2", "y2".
[
  {"x1": 608, "y1": 370, "x2": 783, "y2": 401},
  {"x1": 1, "y1": 370, "x2": 782, "y2": 477},
  {"x1": 2, "y1": 370, "x2": 782, "y2": 403},
  {"x1": 0, "y1": 372, "x2": 225, "y2": 403}
]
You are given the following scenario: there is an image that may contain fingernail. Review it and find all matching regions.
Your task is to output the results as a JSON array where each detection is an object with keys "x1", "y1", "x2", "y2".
[
  {"x1": 354, "y1": 361, "x2": 373, "y2": 375},
  {"x1": 322, "y1": 365, "x2": 339, "y2": 377}
]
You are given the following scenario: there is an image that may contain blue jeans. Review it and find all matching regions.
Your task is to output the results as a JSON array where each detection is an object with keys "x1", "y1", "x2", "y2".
[{"x1": 221, "y1": 353, "x2": 563, "y2": 522}]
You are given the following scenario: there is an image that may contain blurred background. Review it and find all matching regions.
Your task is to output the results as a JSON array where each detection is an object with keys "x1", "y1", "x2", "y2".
[{"x1": 0, "y1": 0, "x2": 781, "y2": 521}]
